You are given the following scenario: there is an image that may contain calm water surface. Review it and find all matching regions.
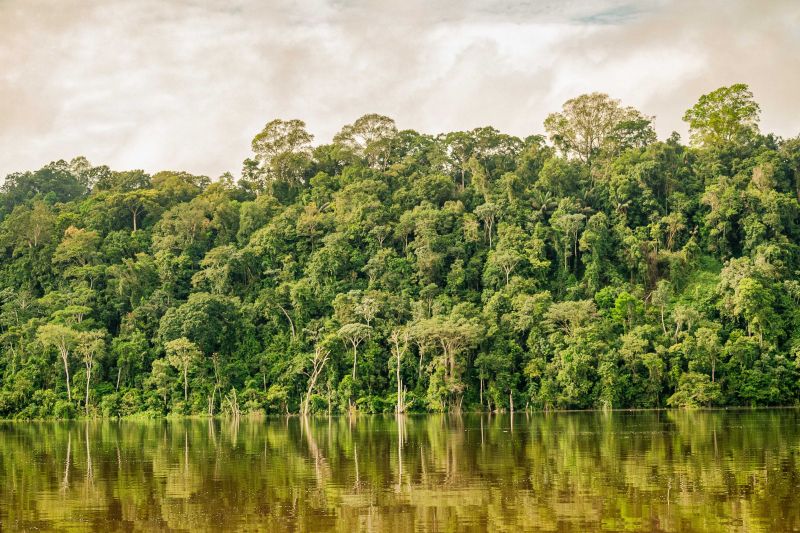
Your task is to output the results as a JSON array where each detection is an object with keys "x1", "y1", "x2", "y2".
[{"x1": 1, "y1": 410, "x2": 799, "y2": 532}]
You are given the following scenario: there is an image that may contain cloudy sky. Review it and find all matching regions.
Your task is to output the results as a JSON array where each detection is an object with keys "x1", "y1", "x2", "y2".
[{"x1": 1, "y1": 0, "x2": 799, "y2": 179}]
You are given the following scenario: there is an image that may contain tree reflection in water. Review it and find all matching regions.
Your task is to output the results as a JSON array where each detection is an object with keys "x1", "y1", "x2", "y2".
[{"x1": 0, "y1": 410, "x2": 799, "y2": 532}]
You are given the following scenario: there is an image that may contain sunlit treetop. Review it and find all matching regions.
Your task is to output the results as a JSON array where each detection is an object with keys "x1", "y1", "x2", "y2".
[{"x1": 682, "y1": 83, "x2": 760, "y2": 147}]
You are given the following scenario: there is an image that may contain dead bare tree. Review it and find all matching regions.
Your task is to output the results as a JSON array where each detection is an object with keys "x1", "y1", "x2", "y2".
[{"x1": 302, "y1": 345, "x2": 330, "y2": 416}]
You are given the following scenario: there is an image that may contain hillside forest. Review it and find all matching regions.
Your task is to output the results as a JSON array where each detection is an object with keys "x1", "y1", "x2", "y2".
[{"x1": 1, "y1": 84, "x2": 799, "y2": 418}]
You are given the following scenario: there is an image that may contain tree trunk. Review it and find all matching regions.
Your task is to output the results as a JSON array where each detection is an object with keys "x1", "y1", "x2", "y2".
[
  {"x1": 304, "y1": 348, "x2": 329, "y2": 416},
  {"x1": 61, "y1": 350, "x2": 72, "y2": 402},
  {"x1": 795, "y1": 168, "x2": 800, "y2": 202},
  {"x1": 85, "y1": 365, "x2": 91, "y2": 415},
  {"x1": 396, "y1": 356, "x2": 402, "y2": 414},
  {"x1": 449, "y1": 349, "x2": 455, "y2": 382},
  {"x1": 278, "y1": 305, "x2": 296, "y2": 340},
  {"x1": 116, "y1": 367, "x2": 122, "y2": 391},
  {"x1": 183, "y1": 366, "x2": 188, "y2": 402},
  {"x1": 573, "y1": 235, "x2": 578, "y2": 272},
  {"x1": 352, "y1": 345, "x2": 358, "y2": 380}
]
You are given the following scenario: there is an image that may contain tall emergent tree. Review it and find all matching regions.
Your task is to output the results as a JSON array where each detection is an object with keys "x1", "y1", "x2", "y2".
[
  {"x1": 544, "y1": 92, "x2": 655, "y2": 162},
  {"x1": 683, "y1": 83, "x2": 760, "y2": 147}
]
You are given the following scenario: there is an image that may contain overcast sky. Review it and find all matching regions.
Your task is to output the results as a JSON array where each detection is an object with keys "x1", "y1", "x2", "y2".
[{"x1": 1, "y1": 0, "x2": 799, "y2": 179}]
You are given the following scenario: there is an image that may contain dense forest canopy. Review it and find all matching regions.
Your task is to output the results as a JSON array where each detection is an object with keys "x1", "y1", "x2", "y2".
[{"x1": 1, "y1": 84, "x2": 799, "y2": 418}]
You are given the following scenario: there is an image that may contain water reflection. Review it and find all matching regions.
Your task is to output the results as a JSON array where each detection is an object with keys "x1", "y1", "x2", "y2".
[{"x1": 1, "y1": 410, "x2": 799, "y2": 531}]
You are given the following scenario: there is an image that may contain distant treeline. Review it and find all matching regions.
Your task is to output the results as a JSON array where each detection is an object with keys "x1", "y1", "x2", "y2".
[{"x1": 1, "y1": 83, "x2": 799, "y2": 418}]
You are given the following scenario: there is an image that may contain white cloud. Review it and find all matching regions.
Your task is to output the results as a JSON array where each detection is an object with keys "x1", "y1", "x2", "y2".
[{"x1": 1, "y1": 0, "x2": 798, "y2": 179}]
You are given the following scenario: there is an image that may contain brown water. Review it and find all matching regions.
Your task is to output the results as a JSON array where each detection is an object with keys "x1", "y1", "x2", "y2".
[{"x1": 1, "y1": 410, "x2": 799, "y2": 532}]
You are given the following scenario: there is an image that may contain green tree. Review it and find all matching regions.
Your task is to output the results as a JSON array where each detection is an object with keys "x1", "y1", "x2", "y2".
[
  {"x1": 668, "y1": 372, "x2": 721, "y2": 408},
  {"x1": 544, "y1": 92, "x2": 653, "y2": 162},
  {"x1": 248, "y1": 119, "x2": 314, "y2": 189},
  {"x1": 682, "y1": 83, "x2": 760, "y2": 146},
  {"x1": 1, "y1": 200, "x2": 56, "y2": 253},
  {"x1": 111, "y1": 331, "x2": 149, "y2": 390},
  {"x1": 165, "y1": 337, "x2": 202, "y2": 402},
  {"x1": 334, "y1": 114, "x2": 397, "y2": 170},
  {"x1": 37, "y1": 324, "x2": 78, "y2": 402},
  {"x1": 338, "y1": 323, "x2": 372, "y2": 380},
  {"x1": 75, "y1": 330, "x2": 105, "y2": 414}
]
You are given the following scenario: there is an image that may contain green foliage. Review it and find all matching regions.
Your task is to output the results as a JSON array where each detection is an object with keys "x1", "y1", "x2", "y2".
[
  {"x1": 667, "y1": 372, "x2": 721, "y2": 408},
  {"x1": 683, "y1": 84, "x2": 760, "y2": 147},
  {"x1": 544, "y1": 92, "x2": 655, "y2": 162},
  {"x1": 0, "y1": 87, "x2": 799, "y2": 417}
]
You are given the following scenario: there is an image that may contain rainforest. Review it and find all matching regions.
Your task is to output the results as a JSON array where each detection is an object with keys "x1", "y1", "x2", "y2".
[{"x1": 1, "y1": 84, "x2": 799, "y2": 418}]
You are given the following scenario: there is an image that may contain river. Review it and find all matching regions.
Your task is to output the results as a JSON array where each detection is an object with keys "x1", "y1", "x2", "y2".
[{"x1": 1, "y1": 410, "x2": 798, "y2": 531}]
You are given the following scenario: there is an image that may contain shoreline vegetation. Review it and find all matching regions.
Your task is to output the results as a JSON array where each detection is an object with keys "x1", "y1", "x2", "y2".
[
  {"x1": 3, "y1": 404, "x2": 800, "y2": 423},
  {"x1": 1, "y1": 84, "x2": 799, "y2": 420}
]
